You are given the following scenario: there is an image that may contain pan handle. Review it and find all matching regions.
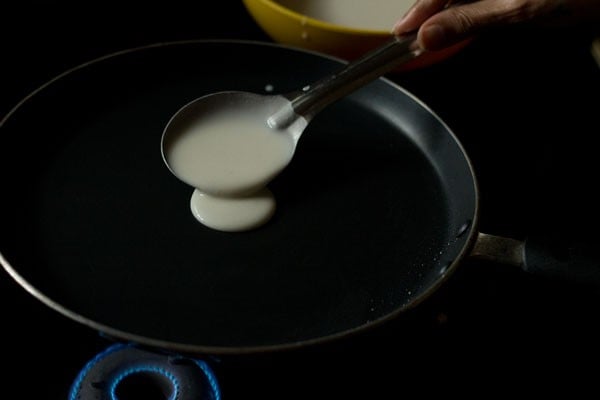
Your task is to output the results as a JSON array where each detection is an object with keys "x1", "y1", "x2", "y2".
[{"x1": 470, "y1": 232, "x2": 600, "y2": 287}]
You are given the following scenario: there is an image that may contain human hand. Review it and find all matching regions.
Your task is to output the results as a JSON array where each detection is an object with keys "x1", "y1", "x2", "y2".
[{"x1": 393, "y1": 0, "x2": 600, "y2": 51}]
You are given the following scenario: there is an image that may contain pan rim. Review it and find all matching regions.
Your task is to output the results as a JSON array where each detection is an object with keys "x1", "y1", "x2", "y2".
[{"x1": 0, "y1": 39, "x2": 480, "y2": 355}]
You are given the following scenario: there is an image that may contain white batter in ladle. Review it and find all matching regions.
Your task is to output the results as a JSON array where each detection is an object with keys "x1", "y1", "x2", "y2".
[{"x1": 161, "y1": 34, "x2": 421, "y2": 232}]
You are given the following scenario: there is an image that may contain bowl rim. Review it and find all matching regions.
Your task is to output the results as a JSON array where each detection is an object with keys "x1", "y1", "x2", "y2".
[{"x1": 250, "y1": 0, "x2": 394, "y2": 36}]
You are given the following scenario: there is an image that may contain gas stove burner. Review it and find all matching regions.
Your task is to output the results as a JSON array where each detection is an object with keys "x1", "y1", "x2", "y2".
[{"x1": 69, "y1": 343, "x2": 221, "y2": 400}]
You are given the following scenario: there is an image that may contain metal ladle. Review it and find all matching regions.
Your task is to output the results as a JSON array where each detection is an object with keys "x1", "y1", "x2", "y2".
[{"x1": 161, "y1": 33, "x2": 422, "y2": 197}]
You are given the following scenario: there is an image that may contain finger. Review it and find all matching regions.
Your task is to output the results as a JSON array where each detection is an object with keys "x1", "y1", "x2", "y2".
[
  {"x1": 417, "y1": 0, "x2": 550, "y2": 50},
  {"x1": 392, "y1": 0, "x2": 450, "y2": 34}
]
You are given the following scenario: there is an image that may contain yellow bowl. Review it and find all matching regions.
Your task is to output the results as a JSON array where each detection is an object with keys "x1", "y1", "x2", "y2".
[{"x1": 242, "y1": 0, "x2": 469, "y2": 72}]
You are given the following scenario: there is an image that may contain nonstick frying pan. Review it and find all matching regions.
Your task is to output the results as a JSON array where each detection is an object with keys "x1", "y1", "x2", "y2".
[{"x1": 0, "y1": 40, "x2": 596, "y2": 355}]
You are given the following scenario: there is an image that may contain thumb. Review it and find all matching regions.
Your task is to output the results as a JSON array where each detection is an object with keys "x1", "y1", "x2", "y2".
[{"x1": 417, "y1": 0, "x2": 544, "y2": 50}]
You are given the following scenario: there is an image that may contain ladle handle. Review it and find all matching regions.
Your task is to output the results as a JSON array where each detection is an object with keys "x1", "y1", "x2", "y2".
[{"x1": 290, "y1": 33, "x2": 422, "y2": 120}]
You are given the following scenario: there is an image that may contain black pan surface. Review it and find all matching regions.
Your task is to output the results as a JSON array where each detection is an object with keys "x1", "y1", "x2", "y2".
[{"x1": 0, "y1": 40, "x2": 477, "y2": 353}]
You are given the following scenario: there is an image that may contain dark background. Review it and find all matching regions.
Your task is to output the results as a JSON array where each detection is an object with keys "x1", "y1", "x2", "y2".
[{"x1": 2, "y1": 1, "x2": 600, "y2": 398}]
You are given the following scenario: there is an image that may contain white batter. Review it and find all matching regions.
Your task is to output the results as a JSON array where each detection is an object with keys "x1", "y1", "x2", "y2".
[
  {"x1": 276, "y1": 0, "x2": 414, "y2": 31},
  {"x1": 165, "y1": 96, "x2": 299, "y2": 197},
  {"x1": 163, "y1": 93, "x2": 306, "y2": 232},
  {"x1": 190, "y1": 188, "x2": 276, "y2": 232}
]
